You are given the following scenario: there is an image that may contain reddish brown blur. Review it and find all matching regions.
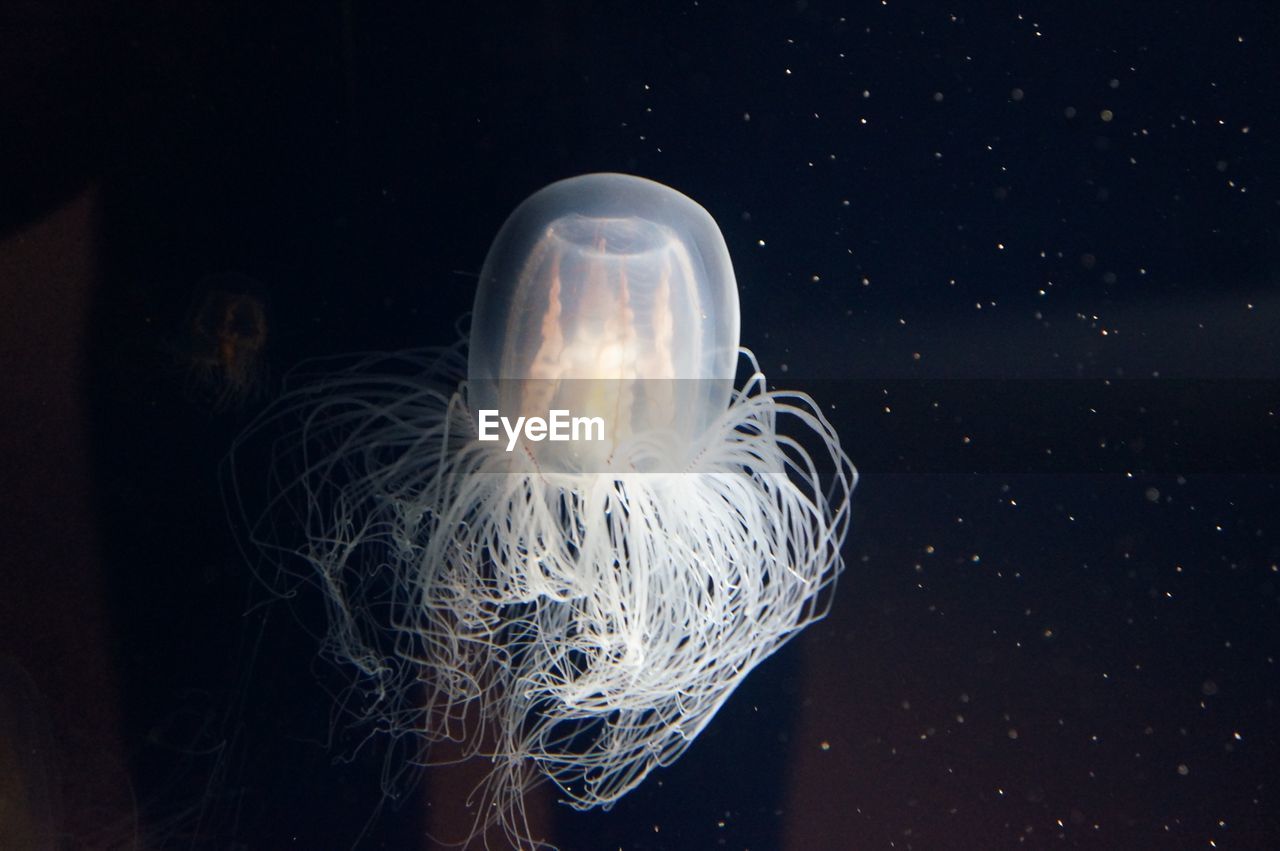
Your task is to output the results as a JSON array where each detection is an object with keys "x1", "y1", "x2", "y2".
[
  {"x1": 420, "y1": 712, "x2": 555, "y2": 849},
  {"x1": 0, "y1": 186, "x2": 135, "y2": 845}
]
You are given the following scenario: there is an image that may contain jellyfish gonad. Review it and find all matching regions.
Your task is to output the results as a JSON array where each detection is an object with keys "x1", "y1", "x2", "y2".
[{"x1": 230, "y1": 173, "x2": 855, "y2": 846}]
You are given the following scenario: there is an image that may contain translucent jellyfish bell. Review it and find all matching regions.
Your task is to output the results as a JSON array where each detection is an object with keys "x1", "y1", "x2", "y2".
[{"x1": 468, "y1": 173, "x2": 741, "y2": 471}]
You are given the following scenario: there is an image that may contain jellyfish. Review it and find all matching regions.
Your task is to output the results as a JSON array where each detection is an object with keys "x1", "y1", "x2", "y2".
[{"x1": 229, "y1": 173, "x2": 855, "y2": 845}]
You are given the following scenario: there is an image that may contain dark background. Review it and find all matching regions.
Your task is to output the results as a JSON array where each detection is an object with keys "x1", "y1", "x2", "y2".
[{"x1": 1, "y1": 1, "x2": 1278, "y2": 848}]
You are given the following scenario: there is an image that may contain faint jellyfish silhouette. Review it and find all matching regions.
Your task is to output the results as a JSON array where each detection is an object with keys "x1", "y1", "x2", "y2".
[
  {"x1": 228, "y1": 173, "x2": 854, "y2": 846},
  {"x1": 179, "y1": 283, "x2": 268, "y2": 411}
]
